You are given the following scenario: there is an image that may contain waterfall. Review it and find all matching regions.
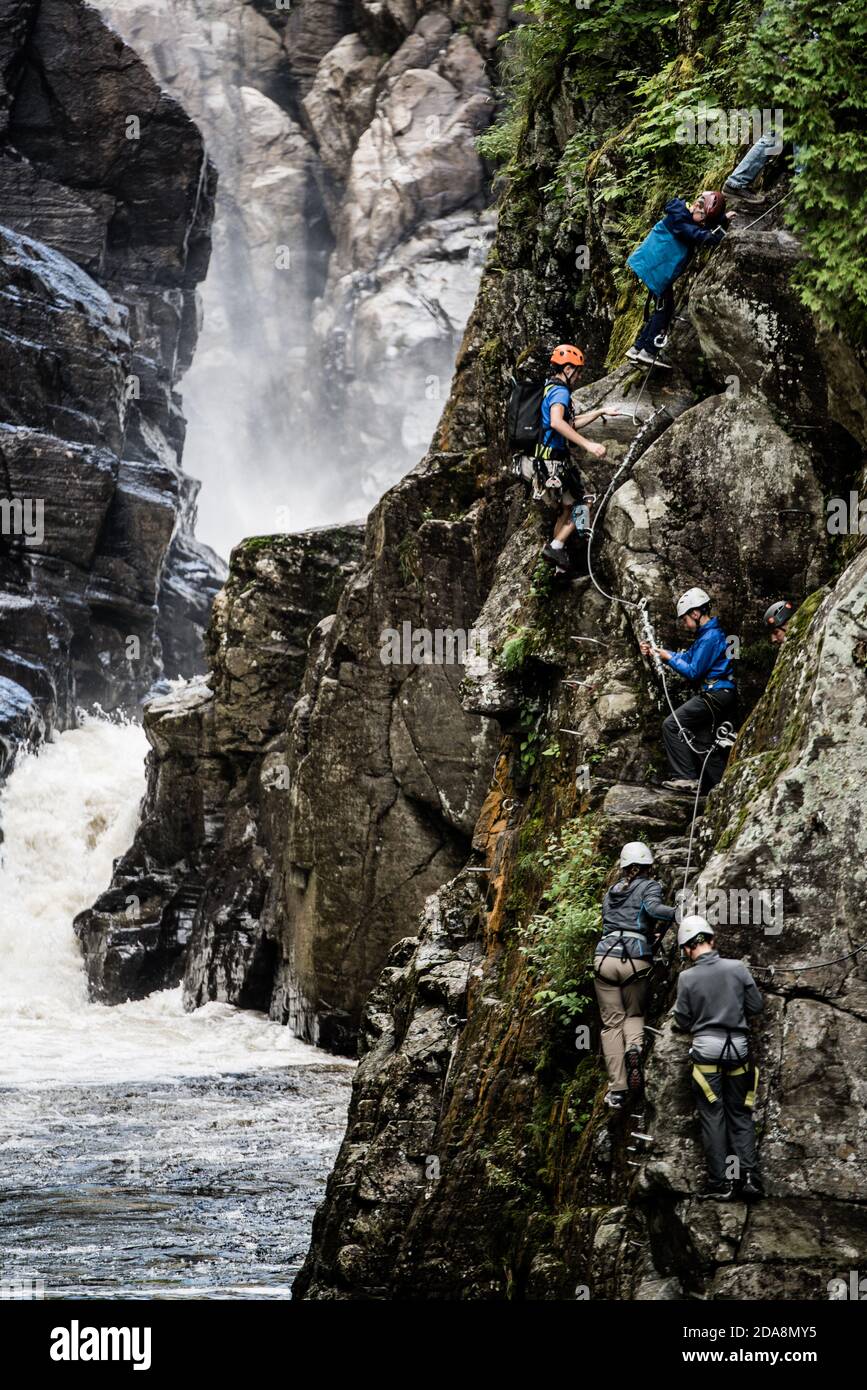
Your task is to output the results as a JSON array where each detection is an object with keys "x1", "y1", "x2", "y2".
[{"x1": 0, "y1": 719, "x2": 328, "y2": 1086}]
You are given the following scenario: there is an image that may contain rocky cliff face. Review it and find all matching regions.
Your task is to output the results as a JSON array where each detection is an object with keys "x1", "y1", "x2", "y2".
[
  {"x1": 73, "y1": 0, "x2": 867, "y2": 1301},
  {"x1": 293, "y1": 226, "x2": 867, "y2": 1296},
  {"x1": 74, "y1": 523, "x2": 364, "y2": 1005},
  {"x1": 0, "y1": 0, "x2": 224, "y2": 766},
  {"x1": 95, "y1": 0, "x2": 507, "y2": 551},
  {"x1": 287, "y1": 12, "x2": 867, "y2": 1297}
]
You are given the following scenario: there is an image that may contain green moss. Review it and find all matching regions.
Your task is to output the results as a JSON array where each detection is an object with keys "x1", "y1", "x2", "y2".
[
  {"x1": 500, "y1": 626, "x2": 537, "y2": 672},
  {"x1": 519, "y1": 814, "x2": 612, "y2": 1028},
  {"x1": 397, "y1": 534, "x2": 423, "y2": 590},
  {"x1": 238, "y1": 534, "x2": 282, "y2": 554},
  {"x1": 713, "y1": 586, "x2": 827, "y2": 851}
]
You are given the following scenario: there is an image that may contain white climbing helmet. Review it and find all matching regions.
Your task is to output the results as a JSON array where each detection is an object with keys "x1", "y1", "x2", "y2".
[
  {"x1": 676, "y1": 586, "x2": 711, "y2": 617},
  {"x1": 677, "y1": 915, "x2": 713, "y2": 948},
  {"x1": 619, "y1": 841, "x2": 654, "y2": 869},
  {"x1": 678, "y1": 583, "x2": 711, "y2": 617}
]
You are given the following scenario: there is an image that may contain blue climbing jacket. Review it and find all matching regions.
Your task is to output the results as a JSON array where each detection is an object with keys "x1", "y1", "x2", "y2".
[
  {"x1": 627, "y1": 197, "x2": 727, "y2": 299},
  {"x1": 668, "y1": 617, "x2": 735, "y2": 690}
]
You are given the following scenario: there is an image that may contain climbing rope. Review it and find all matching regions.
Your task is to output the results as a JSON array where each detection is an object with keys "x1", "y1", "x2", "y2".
[
  {"x1": 737, "y1": 191, "x2": 792, "y2": 233},
  {"x1": 753, "y1": 940, "x2": 867, "y2": 981},
  {"x1": 629, "y1": 362, "x2": 655, "y2": 425},
  {"x1": 580, "y1": 406, "x2": 726, "y2": 765},
  {"x1": 584, "y1": 406, "x2": 668, "y2": 613}
]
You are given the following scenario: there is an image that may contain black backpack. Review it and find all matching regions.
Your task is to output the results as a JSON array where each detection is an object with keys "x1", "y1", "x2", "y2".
[{"x1": 507, "y1": 376, "x2": 546, "y2": 452}]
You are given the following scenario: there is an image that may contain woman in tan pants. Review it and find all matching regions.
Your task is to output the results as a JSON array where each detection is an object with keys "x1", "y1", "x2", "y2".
[{"x1": 594, "y1": 841, "x2": 677, "y2": 1109}]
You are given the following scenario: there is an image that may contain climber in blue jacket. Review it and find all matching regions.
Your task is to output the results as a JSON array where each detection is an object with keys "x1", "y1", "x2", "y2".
[
  {"x1": 625, "y1": 192, "x2": 736, "y2": 368},
  {"x1": 639, "y1": 586, "x2": 736, "y2": 793}
]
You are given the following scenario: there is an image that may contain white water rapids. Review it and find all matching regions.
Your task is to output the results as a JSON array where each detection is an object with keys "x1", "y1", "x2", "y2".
[
  {"x1": 0, "y1": 720, "x2": 352, "y2": 1297},
  {"x1": 0, "y1": 719, "x2": 329, "y2": 1085}
]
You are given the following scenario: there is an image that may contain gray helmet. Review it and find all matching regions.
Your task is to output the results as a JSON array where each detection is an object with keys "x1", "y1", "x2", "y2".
[{"x1": 764, "y1": 599, "x2": 794, "y2": 630}]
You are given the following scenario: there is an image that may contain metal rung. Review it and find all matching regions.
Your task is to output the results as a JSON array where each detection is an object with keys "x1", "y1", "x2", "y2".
[
  {"x1": 627, "y1": 1160, "x2": 643, "y2": 1167},
  {"x1": 630, "y1": 1132, "x2": 653, "y2": 1142}
]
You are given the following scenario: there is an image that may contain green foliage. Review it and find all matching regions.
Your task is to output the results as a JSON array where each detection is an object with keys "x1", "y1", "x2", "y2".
[
  {"x1": 397, "y1": 534, "x2": 422, "y2": 589},
  {"x1": 741, "y1": 0, "x2": 867, "y2": 343},
  {"x1": 516, "y1": 702, "x2": 546, "y2": 775},
  {"x1": 519, "y1": 816, "x2": 611, "y2": 1027},
  {"x1": 529, "y1": 560, "x2": 556, "y2": 601},
  {"x1": 500, "y1": 625, "x2": 536, "y2": 672},
  {"x1": 480, "y1": 0, "x2": 865, "y2": 346}
]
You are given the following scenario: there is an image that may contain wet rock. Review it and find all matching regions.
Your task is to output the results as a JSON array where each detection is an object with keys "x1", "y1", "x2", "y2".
[
  {"x1": 96, "y1": 0, "x2": 508, "y2": 548},
  {"x1": 75, "y1": 525, "x2": 364, "y2": 1005},
  {"x1": 0, "y1": 0, "x2": 222, "y2": 759}
]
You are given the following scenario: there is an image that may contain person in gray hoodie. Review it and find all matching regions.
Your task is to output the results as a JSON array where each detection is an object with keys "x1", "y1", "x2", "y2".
[
  {"x1": 594, "y1": 841, "x2": 676, "y2": 1109},
  {"x1": 674, "y1": 916, "x2": 764, "y2": 1200}
]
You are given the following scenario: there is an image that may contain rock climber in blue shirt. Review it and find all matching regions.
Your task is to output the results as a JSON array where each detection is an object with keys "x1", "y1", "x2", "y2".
[
  {"x1": 639, "y1": 586, "x2": 737, "y2": 793},
  {"x1": 526, "y1": 344, "x2": 618, "y2": 573},
  {"x1": 624, "y1": 192, "x2": 736, "y2": 368}
]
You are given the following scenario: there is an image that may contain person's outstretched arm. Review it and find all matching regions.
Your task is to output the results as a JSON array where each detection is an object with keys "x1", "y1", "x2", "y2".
[
  {"x1": 666, "y1": 202, "x2": 729, "y2": 248},
  {"x1": 550, "y1": 403, "x2": 606, "y2": 460},
  {"x1": 640, "y1": 881, "x2": 677, "y2": 941}
]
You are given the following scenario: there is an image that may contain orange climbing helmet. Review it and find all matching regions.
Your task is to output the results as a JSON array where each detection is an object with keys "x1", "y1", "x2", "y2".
[{"x1": 550, "y1": 343, "x2": 585, "y2": 368}]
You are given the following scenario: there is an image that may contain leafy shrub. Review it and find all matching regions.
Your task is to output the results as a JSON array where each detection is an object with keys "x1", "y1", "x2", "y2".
[
  {"x1": 741, "y1": 0, "x2": 867, "y2": 343},
  {"x1": 519, "y1": 816, "x2": 611, "y2": 1026}
]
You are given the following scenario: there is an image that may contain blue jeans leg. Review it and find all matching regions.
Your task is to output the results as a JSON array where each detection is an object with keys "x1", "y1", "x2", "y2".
[{"x1": 726, "y1": 131, "x2": 780, "y2": 189}]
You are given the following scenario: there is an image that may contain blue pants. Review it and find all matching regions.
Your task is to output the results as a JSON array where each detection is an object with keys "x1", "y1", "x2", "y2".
[{"x1": 726, "y1": 131, "x2": 801, "y2": 189}]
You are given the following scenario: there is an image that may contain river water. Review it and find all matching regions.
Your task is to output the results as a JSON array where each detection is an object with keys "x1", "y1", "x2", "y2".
[{"x1": 0, "y1": 721, "x2": 352, "y2": 1299}]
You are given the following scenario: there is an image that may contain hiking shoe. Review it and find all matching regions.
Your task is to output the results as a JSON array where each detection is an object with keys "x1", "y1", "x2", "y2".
[
  {"x1": 625, "y1": 346, "x2": 642, "y2": 362},
  {"x1": 741, "y1": 1170, "x2": 765, "y2": 1201},
  {"x1": 636, "y1": 349, "x2": 672, "y2": 369},
  {"x1": 625, "y1": 1046, "x2": 644, "y2": 1096},
  {"x1": 604, "y1": 1089, "x2": 628, "y2": 1111},
  {"x1": 696, "y1": 1179, "x2": 736, "y2": 1201},
  {"x1": 722, "y1": 182, "x2": 766, "y2": 205},
  {"x1": 542, "y1": 543, "x2": 570, "y2": 572},
  {"x1": 661, "y1": 777, "x2": 701, "y2": 793}
]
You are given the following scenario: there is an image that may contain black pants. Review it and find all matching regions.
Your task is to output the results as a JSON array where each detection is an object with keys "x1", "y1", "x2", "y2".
[
  {"x1": 691, "y1": 1064, "x2": 758, "y2": 1184},
  {"x1": 662, "y1": 688, "x2": 736, "y2": 787},
  {"x1": 634, "y1": 287, "x2": 675, "y2": 353}
]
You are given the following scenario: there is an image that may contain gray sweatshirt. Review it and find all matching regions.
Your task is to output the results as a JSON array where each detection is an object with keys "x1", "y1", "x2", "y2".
[
  {"x1": 674, "y1": 950, "x2": 763, "y2": 1035},
  {"x1": 596, "y1": 876, "x2": 676, "y2": 959}
]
